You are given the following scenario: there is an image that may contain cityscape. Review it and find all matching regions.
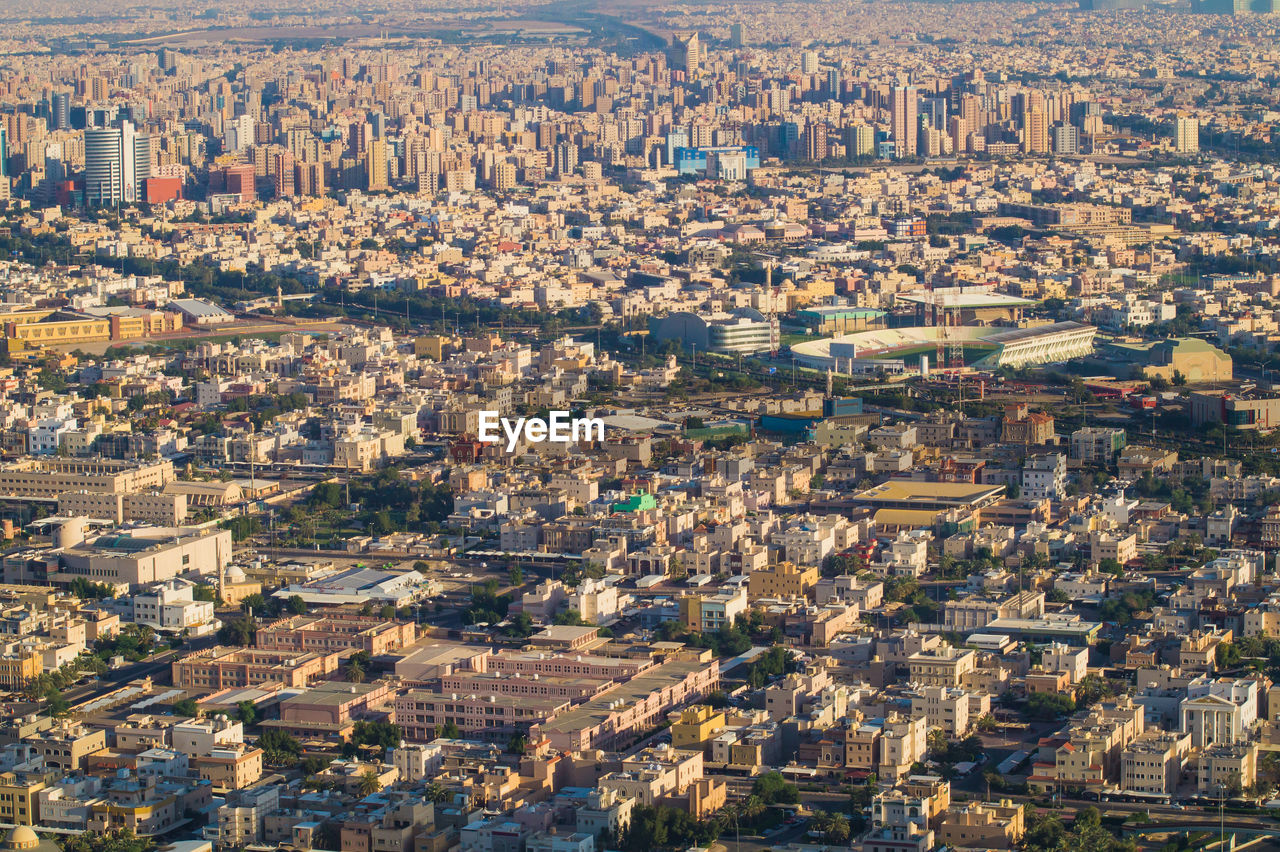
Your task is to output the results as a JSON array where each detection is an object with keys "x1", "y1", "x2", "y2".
[{"x1": 2, "y1": 2, "x2": 1280, "y2": 852}]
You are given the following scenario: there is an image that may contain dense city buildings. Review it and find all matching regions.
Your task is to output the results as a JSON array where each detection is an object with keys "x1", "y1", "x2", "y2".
[{"x1": 1, "y1": 1, "x2": 1280, "y2": 852}]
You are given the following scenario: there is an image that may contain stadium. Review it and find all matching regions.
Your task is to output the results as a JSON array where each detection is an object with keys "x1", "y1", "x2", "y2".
[{"x1": 790, "y1": 321, "x2": 1098, "y2": 373}]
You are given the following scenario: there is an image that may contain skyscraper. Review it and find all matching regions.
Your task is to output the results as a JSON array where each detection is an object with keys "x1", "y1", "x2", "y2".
[
  {"x1": 670, "y1": 32, "x2": 702, "y2": 77},
  {"x1": 52, "y1": 93, "x2": 70, "y2": 131},
  {"x1": 223, "y1": 114, "x2": 254, "y2": 153},
  {"x1": 800, "y1": 51, "x2": 819, "y2": 75},
  {"x1": 1175, "y1": 116, "x2": 1200, "y2": 153},
  {"x1": 84, "y1": 122, "x2": 148, "y2": 206},
  {"x1": 129, "y1": 127, "x2": 151, "y2": 203},
  {"x1": 890, "y1": 85, "x2": 918, "y2": 158},
  {"x1": 365, "y1": 141, "x2": 389, "y2": 191},
  {"x1": 84, "y1": 126, "x2": 123, "y2": 206},
  {"x1": 0, "y1": 127, "x2": 7, "y2": 179},
  {"x1": 1023, "y1": 107, "x2": 1048, "y2": 154}
]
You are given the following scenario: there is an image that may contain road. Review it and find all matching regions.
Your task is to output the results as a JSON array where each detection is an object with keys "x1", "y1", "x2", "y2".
[{"x1": 65, "y1": 636, "x2": 217, "y2": 710}]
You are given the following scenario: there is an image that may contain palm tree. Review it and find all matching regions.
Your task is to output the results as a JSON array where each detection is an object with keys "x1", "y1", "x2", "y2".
[
  {"x1": 346, "y1": 658, "x2": 366, "y2": 684},
  {"x1": 424, "y1": 782, "x2": 450, "y2": 804},
  {"x1": 825, "y1": 813, "x2": 850, "y2": 844},
  {"x1": 357, "y1": 768, "x2": 382, "y2": 797}
]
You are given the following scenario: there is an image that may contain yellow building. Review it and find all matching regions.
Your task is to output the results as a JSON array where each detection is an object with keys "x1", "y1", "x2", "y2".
[
  {"x1": 748, "y1": 561, "x2": 819, "y2": 600},
  {"x1": 0, "y1": 775, "x2": 43, "y2": 826},
  {"x1": 0, "y1": 653, "x2": 40, "y2": 690},
  {"x1": 670, "y1": 705, "x2": 725, "y2": 752},
  {"x1": 0, "y1": 308, "x2": 182, "y2": 349},
  {"x1": 938, "y1": 800, "x2": 1025, "y2": 849},
  {"x1": 413, "y1": 335, "x2": 459, "y2": 361}
]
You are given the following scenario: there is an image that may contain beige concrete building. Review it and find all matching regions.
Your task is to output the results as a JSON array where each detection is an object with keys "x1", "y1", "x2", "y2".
[
  {"x1": 937, "y1": 800, "x2": 1025, "y2": 850},
  {"x1": 748, "y1": 561, "x2": 818, "y2": 600},
  {"x1": 1120, "y1": 732, "x2": 1189, "y2": 796},
  {"x1": 907, "y1": 646, "x2": 977, "y2": 687},
  {"x1": 0, "y1": 458, "x2": 174, "y2": 500},
  {"x1": 28, "y1": 722, "x2": 107, "y2": 773},
  {"x1": 54, "y1": 526, "x2": 233, "y2": 587},
  {"x1": 171, "y1": 646, "x2": 342, "y2": 690}
]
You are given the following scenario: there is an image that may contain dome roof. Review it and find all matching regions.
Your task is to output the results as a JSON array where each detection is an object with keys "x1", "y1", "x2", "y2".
[
  {"x1": 225, "y1": 565, "x2": 247, "y2": 583},
  {"x1": 6, "y1": 826, "x2": 39, "y2": 850}
]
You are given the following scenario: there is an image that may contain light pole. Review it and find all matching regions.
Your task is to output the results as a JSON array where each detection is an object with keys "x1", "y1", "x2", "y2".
[
  {"x1": 732, "y1": 803, "x2": 741, "y2": 852},
  {"x1": 1218, "y1": 781, "x2": 1225, "y2": 847}
]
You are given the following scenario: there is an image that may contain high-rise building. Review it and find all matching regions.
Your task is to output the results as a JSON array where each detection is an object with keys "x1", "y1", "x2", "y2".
[
  {"x1": 270, "y1": 149, "x2": 296, "y2": 198},
  {"x1": 730, "y1": 23, "x2": 745, "y2": 47},
  {"x1": 0, "y1": 127, "x2": 6, "y2": 179},
  {"x1": 670, "y1": 32, "x2": 702, "y2": 77},
  {"x1": 223, "y1": 114, "x2": 254, "y2": 153},
  {"x1": 365, "y1": 141, "x2": 389, "y2": 191},
  {"x1": 890, "y1": 85, "x2": 918, "y2": 158},
  {"x1": 1023, "y1": 107, "x2": 1049, "y2": 154},
  {"x1": 554, "y1": 142, "x2": 578, "y2": 177},
  {"x1": 803, "y1": 122, "x2": 828, "y2": 161},
  {"x1": 1175, "y1": 116, "x2": 1200, "y2": 153},
  {"x1": 493, "y1": 161, "x2": 517, "y2": 192},
  {"x1": 129, "y1": 129, "x2": 151, "y2": 203},
  {"x1": 52, "y1": 93, "x2": 70, "y2": 131},
  {"x1": 1052, "y1": 124, "x2": 1080, "y2": 155},
  {"x1": 296, "y1": 161, "x2": 325, "y2": 197},
  {"x1": 844, "y1": 123, "x2": 875, "y2": 158},
  {"x1": 84, "y1": 126, "x2": 123, "y2": 206},
  {"x1": 800, "y1": 51, "x2": 819, "y2": 75}
]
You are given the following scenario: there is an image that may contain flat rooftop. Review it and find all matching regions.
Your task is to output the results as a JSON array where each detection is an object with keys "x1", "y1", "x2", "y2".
[
  {"x1": 853, "y1": 480, "x2": 1005, "y2": 509},
  {"x1": 536, "y1": 659, "x2": 711, "y2": 736},
  {"x1": 897, "y1": 290, "x2": 1036, "y2": 308}
]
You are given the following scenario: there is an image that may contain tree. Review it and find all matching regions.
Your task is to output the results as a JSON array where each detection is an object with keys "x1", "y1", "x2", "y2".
[
  {"x1": 217, "y1": 616, "x2": 256, "y2": 646},
  {"x1": 751, "y1": 771, "x2": 799, "y2": 805},
  {"x1": 70, "y1": 577, "x2": 115, "y2": 600},
  {"x1": 172, "y1": 698, "x2": 200, "y2": 718},
  {"x1": 505, "y1": 612, "x2": 535, "y2": 638},
  {"x1": 357, "y1": 768, "x2": 383, "y2": 797},
  {"x1": 235, "y1": 700, "x2": 259, "y2": 727},
  {"x1": 813, "y1": 811, "x2": 850, "y2": 844},
  {"x1": 438, "y1": 720, "x2": 461, "y2": 739},
  {"x1": 346, "y1": 658, "x2": 367, "y2": 684},
  {"x1": 1098, "y1": 558, "x2": 1124, "y2": 577},
  {"x1": 1025, "y1": 691, "x2": 1075, "y2": 720},
  {"x1": 508, "y1": 565, "x2": 523, "y2": 587},
  {"x1": 58, "y1": 829, "x2": 156, "y2": 852},
  {"x1": 553, "y1": 609, "x2": 590, "y2": 626},
  {"x1": 287, "y1": 595, "x2": 308, "y2": 615},
  {"x1": 45, "y1": 683, "x2": 70, "y2": 716},
  {"x1": 926, "y1": 728, "x2": 949, "y2": 759},
  {"x1": 424, "y1": 782, "x2": 451, "y2": 804},
  {"x1": 258, "y1": 729, "x2": 303, "y2": 766}
]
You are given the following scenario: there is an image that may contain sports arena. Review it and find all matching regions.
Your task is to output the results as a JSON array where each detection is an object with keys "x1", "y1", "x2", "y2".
[{"x1": 790, "y1": 321, "x2": 1097, "y2": 372}]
